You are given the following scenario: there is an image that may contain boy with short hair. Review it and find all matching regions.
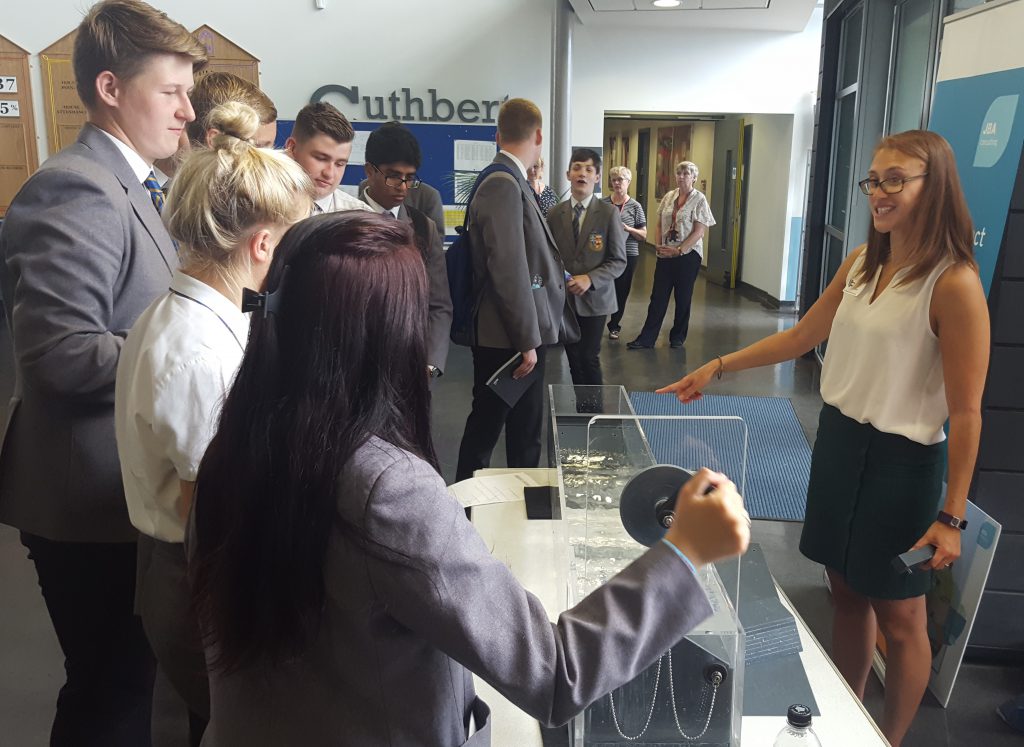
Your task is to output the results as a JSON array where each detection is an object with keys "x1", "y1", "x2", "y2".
[
  {"x1": 359, "y1": 122, "x2": 452, "y2": 375},
  {"x1": 0, "y1": 1, "x2": 206, "y2": 743},
  {"x1": 187, "y1": 71, "x2": 279, "y2": 148},
  {"x1": 286, "y1": 102, "x2": 371, "y2": 214},
  {"x1": 546, "y1": 148, "x2": 626, "y2": 385}
]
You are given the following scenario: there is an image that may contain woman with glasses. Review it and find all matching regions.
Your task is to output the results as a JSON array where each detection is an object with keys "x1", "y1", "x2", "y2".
[
  {"x1": 628, "y1": 161, "x2": 715, "y2": 349},
  {"x1": 603, "y1": 166, "x2": 647, "y2": 340},
  {"x1": 114, "y1": 101, "x2": 313, "y2": 744},
  {"x1": 187, "y1": 211, "x2": 751, "y2": 746},
  {"x1": 654, "y1": 130, "x2": 989, "y2": 746},
  {"x1": 527, "y1": 156, "x2": 558, "y2": 216}
]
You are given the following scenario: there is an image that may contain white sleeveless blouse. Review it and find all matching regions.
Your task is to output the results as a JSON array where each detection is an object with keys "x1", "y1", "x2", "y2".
[{"x1": 820, "y1": 253, "x2": 954, "y2": 445}]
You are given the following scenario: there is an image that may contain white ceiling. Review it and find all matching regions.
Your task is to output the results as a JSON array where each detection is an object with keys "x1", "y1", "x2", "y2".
[{"x1": 568, "y1": 0, "x2": 820, "y2": 32}]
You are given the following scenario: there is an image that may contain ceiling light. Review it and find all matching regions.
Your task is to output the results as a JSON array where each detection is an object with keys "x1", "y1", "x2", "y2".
[{"x1": 652, "y1": 0, "x2": 682, "y2": 7}]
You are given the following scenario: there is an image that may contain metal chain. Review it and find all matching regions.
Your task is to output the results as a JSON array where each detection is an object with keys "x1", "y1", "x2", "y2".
[
  {"x1": 609, "y1": 655, "x2": 663, "y2": 741},
  {"x1": 667, "y1": 648, "x2": 721, "y2": 741},
  {"x1": 608, "y1": 649, "x2": 722, "y2": 743}
]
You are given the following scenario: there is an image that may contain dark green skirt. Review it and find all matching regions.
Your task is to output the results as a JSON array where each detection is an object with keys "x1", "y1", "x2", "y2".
[{"x1": 799, "y1": 404, "x2": 946, "y2": 600}]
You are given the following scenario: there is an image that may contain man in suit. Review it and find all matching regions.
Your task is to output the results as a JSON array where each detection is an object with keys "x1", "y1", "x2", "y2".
[
  {"x1": 455, "y1": 99, "x2": 570, "y2": 481},
  {"x1": 0, "y1": 2, "x2": 206, "y2": 744},
  {"x1": 547, "y1": 148, "x2": 626, "y2": 385},
  {"x1": 286, "y1": 102, "x2": 372, "y2": 214},
  {"x1": 359, "y1": 122, "x2": 452, "y2": 376}
]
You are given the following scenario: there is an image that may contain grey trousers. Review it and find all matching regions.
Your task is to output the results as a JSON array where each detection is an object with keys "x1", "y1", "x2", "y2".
[{"x1": 135, "y1": 534, "x2": 210, "y2": 727}]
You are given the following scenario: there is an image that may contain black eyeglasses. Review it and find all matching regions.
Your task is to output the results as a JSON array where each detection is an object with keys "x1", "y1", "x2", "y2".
[
  {"x1": 858, "y1": 173, "x2": 928, "y2": 196},
  {"x1": 369, "y1": 163, "x2": 421, "y2": 189}
]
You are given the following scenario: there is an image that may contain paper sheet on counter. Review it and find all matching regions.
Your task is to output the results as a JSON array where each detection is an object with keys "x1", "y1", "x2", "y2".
[{"x1": 448, "y1": 472, "x2": 543, "y2": 508}]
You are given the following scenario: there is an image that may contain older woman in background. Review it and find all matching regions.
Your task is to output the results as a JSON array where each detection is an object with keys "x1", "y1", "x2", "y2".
[
  {"x1": 628, "y1": 161, "x2": 715, "y2": 349},
  {"x1": 603, "y1": 166, "x2": 647, "y2": 340},
  {"x1": 528, "y1": 156, "x2": 558, "y2": 216}
]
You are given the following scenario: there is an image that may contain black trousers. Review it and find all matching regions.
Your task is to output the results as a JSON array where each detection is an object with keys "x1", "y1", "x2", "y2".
[
  {"x1": 607, "y1": 254, "x2": 639, "y2": 333},
  {"x1": 456, "y1": 345, "x2": 547, "y2": 481},
  {"x1": 634, "y1": 251, "x2": 702, "y2": 345},
  {"x1": 565, "y1": 314, "x2": 606, "y2": 386},
  {"x1": 20, "y1": 532, "x2": 157, "y2": 747}
]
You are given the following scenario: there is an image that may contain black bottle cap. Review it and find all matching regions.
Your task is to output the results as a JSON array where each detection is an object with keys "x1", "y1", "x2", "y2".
[{"x1": 787, "y1": 704, "x2": 812, "y2": 727}]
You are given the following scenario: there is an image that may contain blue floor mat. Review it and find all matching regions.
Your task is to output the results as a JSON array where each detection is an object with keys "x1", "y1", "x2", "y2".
[{"x1": 629, "y1": 392, "x2": 812, "y2": 521}]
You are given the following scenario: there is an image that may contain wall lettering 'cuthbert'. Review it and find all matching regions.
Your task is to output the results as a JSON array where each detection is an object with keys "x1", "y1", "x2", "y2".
[{"x1": 310, "y1": 85, "x2": 507, "y2": 124}]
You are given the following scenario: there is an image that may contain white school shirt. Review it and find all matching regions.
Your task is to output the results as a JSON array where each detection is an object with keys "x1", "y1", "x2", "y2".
[
  {"x1": 362, "y1": 190, "x2": 401, "y2": 218},
  {"x1": 820, "y1": 253, "x2": 954, "y2": 445},
  {"x1": 97, "y1": 127, "x2": 152, "y2": 183},
  {"x1": 314, "y1": 188, "x2": 373, "y2": 214},
  {"x1": 570, "y1": 193, "x2": 595, "y2": 229},
  {"x1": 115, "y1": 271, "x2": 250, "y2": 543},
  {"x1": 498, "y1": 149, "x2": 529, "y2": 180}
]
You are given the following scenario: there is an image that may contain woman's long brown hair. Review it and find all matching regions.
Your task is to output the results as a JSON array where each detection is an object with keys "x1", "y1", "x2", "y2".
[{"x1": 856, "y1": 129, "x2": 977, "y2": 287}]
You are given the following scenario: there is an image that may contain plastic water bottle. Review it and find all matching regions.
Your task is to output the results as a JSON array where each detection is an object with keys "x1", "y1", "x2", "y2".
[{"x1": 773, "y1": 704, "x2": 822, "y2": 746}]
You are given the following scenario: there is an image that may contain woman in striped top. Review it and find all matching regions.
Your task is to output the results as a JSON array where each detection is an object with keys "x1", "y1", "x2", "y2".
[{"x1": 603, "y1": 166, "x2": 647, "y2": 340}]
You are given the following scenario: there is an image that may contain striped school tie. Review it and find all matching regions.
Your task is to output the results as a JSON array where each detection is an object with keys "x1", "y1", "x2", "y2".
[
  {"x1": 572, "y1": 202, "x2": 583, "y2": 242},
  {"x1": 144, "y1": 171, "x2": 165, "y2": 214}
]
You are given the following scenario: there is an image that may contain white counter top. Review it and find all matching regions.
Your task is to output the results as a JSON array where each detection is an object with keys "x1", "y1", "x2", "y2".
[{"x1": 469, "y1": 469, "x2": 889, "y2": 747}]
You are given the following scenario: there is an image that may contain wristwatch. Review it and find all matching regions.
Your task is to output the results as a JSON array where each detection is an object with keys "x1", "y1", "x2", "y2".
[
  {"x1": 937, "y1": 510, "x2": 968, "y2": 531},
  {"x1": 428, "y1": 365, "x2": 441, "y2": 379}
]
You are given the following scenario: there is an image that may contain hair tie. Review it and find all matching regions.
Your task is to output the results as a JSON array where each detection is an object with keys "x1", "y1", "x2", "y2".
[{"x1": 241, "y1": 267, "x2": 289, "y2": 318}]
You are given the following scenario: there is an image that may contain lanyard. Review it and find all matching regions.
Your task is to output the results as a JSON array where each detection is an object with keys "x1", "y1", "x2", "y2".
[{"x1": 168, "y1": 288, "x2": 245, "y2": 351}]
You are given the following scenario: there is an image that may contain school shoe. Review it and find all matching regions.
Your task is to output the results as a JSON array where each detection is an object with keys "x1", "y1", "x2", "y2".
[
  {"x1": 670, "y1": 339, "x2": 684, "y2": 349},
  {"x1": 626, "y1": 340, "x2": 653, "y2": 350}
]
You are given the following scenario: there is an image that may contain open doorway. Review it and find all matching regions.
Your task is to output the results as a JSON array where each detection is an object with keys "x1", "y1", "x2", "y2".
[{"x1": 603, "y1": 111, "x2": 803, "y2": 306}]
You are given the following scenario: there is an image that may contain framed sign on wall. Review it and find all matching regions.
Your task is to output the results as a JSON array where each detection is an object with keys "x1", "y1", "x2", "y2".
[
  {"x1": 39, "y1": 29, "x2": 84, "y2": 156},
  {"x1": 0, "y1": 34, "x2": 38, "y2": 217},
  {"x1": 192, "y1": 26, "x2": 259, "y2": 87}
]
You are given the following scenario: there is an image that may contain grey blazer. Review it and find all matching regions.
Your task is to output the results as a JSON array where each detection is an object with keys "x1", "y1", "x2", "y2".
[
  {"x1": 547, "y1": 198, "x2": 627, "y2": 318},
  {"x1": 200, "y1": 437, "x2": 713, "y2": 747},
  {"x1": 399, "y1": 203, "x2": 452, "y2": 373},
  {"x1": 0, "y1": 123, "x2": 177, "y2": 542},
  {"x1": 405, "y1": 180, "x2": 445, "y2": 235},
  {"x1": 469, "y1": 153, "x2": 569, "y2": 351},
  {"x1": 357, "y1": 185, "x2": 453, "y2": 373},
  {"x1": 357, "y1": 177, "x2": 445, "y2": 236}
]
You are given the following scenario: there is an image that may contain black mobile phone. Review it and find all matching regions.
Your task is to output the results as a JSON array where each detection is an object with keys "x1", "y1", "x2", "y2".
[{"x1": 524, "y1": 485, "x2": 556, "y2": 520}]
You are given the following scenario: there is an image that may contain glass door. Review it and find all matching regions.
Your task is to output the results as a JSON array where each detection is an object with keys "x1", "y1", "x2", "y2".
[{"x1": 818, "y1": 4, "x2": 864, "y2": 359}]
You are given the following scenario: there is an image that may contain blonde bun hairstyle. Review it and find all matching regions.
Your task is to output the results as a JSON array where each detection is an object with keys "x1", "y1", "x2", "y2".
[
  {"x1": 165, "y1": 101, "x2": 313, "y2": 277},
  {"x1": 205, "y1": 99, "x2": 261, "y2": 147}
]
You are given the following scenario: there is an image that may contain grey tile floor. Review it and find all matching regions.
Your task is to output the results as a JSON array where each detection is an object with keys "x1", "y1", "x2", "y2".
[{"x1": 0, "y1": 252, "x2": 1020, "y2": 745}]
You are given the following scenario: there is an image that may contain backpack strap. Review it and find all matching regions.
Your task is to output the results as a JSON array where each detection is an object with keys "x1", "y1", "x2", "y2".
[{"x1": 459, "y1": 163, "x2": 519, "y2": 232}]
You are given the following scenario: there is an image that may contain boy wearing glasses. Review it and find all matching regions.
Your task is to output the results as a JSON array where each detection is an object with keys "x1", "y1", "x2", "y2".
[
  {"x1": 359, "y1": 122, "x2": 452, "y2": 376},
  {"x1": 285, "y1": 102, "x2": 372, "y2": 214}
]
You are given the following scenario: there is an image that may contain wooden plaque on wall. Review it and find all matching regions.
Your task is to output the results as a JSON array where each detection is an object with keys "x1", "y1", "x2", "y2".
[
  {"x1": 0, "y1": 35, "x2": 39, "y2": 217},
  {"x1": 39, "y1": 29, "x2": 85, "y2": 156},
  {"x1": 192, "y1": 26, "x2": 260, "y2": 86}
]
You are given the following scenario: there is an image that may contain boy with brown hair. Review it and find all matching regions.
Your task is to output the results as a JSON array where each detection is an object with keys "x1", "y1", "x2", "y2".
[
  {"x1": 0, "y1": 1, "x2": 205, "y2": 744},
  {"x1": 286, "y1": 101, "x2": 371, "y2": 213},
  {"x1": 187, "y1": 71, "x2": 278, "y2": 148}
]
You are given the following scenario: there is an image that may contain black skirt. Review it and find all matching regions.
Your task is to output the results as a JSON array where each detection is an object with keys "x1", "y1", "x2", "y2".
[{"x1": 799, "y1": 404, "x2": 946, "y2": 599}]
